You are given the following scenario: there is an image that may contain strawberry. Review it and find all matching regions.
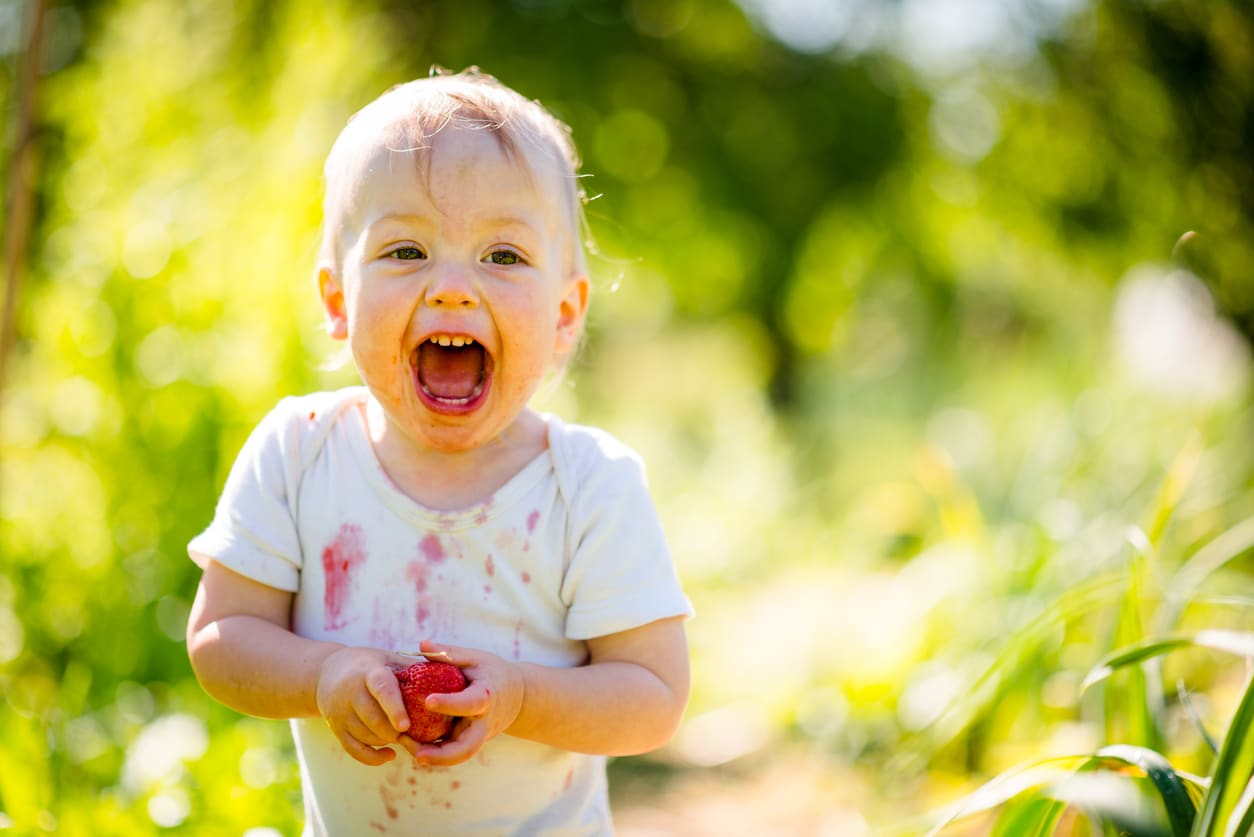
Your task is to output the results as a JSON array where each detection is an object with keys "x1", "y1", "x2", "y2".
[{"x1": 394, "y1": 661, "x2": 468, "y2": 743}]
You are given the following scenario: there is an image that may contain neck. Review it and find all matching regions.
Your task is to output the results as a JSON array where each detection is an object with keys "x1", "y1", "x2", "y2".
[{"x1": 363, "y1": 398, "x2": 547, "y2": 511}]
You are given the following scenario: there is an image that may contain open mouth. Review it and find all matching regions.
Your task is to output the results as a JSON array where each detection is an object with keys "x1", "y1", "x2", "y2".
[{"x1": 411, "y1": 336, "x2": 491, "y2": 412}]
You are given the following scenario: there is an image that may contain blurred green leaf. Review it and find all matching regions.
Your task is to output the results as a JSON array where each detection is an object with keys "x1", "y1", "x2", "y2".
[
  {"x1": 1083, "y1": 632, "x2": 1254, "y2": 691},
  {"x1": 1093, "y1": 745, "x2": 1196, "y2": 837},
  {"x1": 3, "y1": 0, "x2": 1253, "y2": 833},
  {"x1": 990, "y1": 795, "x2": 1067, "y2": 837},
  {"x1": 1192, "y1": 674, "x2": 1254, "y2": 836}
]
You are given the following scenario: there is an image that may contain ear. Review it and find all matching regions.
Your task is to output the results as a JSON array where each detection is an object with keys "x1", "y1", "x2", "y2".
[
  {"x1": 318, "y1": 263, "x2": 349, "y2": 340},
  {"x1": 554, "y1": 273, "x2": 590, "y2": 355}
]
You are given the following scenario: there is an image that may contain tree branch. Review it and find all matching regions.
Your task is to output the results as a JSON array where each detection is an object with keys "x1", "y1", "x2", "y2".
[{"x1": 1, "y1": 0, "x2": 49, "y2": 405}]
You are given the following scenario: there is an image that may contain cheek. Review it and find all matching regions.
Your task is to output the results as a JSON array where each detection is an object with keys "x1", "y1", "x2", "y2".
[{"x1": 348, "y1": 306, "x2": 410, "y2": 380}]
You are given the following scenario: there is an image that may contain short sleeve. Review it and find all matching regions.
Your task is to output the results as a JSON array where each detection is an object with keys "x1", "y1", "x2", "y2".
[
  {"x1": 187, "y1": 398, "x2": 310, "y2": 592},
  {"x1": 559, "y1": 436, "x2": 693, "y2": 640}
]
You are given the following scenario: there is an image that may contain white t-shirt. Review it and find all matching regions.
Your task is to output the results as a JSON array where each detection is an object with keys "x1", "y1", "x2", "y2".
[{"x1": 188, "y1": 388, "x2": 693, "y2": 836}]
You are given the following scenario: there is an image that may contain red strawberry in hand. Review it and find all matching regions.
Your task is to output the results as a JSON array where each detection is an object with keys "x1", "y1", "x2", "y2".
[{"x1": 395, "y1": 661, "x2": 468, "y2": 743}]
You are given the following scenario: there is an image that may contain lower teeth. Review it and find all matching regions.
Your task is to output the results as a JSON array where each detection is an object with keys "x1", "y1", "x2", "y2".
[{"x1": 421, "y1": 381, "x2": 485, "y2": 405}]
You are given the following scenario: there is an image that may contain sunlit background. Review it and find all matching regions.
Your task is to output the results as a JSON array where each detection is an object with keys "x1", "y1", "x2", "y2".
[{"x1": 1, "y1": 0, "x2": 1252, "y2": 834}]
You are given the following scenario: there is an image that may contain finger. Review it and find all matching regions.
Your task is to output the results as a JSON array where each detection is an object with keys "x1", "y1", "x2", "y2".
[
  {"x1": 413, "y1": 720, "x2": 488, "y2": 767},
  {"x1": 365, "y1": 666, "x2": 410, "y2": 733},
  {"x1": 395, "y1": 734, "x2": 423, "y2": 762},
  {"x1": 425, "y1": 684, "x2": 490, "y2": 717},
  {"x1": 332, "y1": 727, "x2": 397, "y2": 766},
  {"x1": 342, "y1": 713, "x2": 395, "y2": 748},
  {"x1": 355, "y1": 698, "x2": 404, "y2": 743}
]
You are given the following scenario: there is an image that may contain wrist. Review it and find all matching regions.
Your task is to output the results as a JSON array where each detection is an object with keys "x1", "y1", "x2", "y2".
[
  {"x1": 311, "y1": 642, "x2": 349, "y2": 717},
  {"x1": 504, "y1": 661, "x2": 535, "y2": 736}
]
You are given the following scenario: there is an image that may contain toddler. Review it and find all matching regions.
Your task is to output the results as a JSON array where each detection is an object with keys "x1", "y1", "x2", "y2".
[{"x1": 186, "y1": 68, "x2": 693, "y2": 836}]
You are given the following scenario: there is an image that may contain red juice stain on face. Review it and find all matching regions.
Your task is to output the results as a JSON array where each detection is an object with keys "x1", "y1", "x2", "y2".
[{"x1": 322, "y1": 523, "x2": 366, "y2": 630}]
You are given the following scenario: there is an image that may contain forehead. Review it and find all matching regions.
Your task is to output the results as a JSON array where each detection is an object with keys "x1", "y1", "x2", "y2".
[{"x1": 330, "y1": 109, "x2": 569, "y2": 232}]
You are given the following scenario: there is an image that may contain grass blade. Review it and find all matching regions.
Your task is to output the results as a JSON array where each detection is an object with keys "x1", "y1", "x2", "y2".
[
  {"x1": 1094, "y1": 745, "x2": 1196, "y2": 837},
  {"x1": 1106, "y1": 538, "x2": 1160, "y2": 748},
  {"x1": 990, "y1": 795, "x2": 1068, "y2": 837},
  {"x1": 1178, "y1": 680, "x2": 1221, "y2": 756},
  {"x1": 923, "y1": 756, "x2": 1086, "y2": 836},
  {"x1": 1083, "y1": 631, "x2": 1254, "y2": 691},
  {"x1": 1163, "y1": 517, "x2": 1254, "y2": 630},
  {"x1": 1224, "y1": 778, "x2": 1254, "y2": 837},
  {"x1": 910, "y1": 574, "x2": 1125, "y2": 758},
  {"x1": 1048, "y1": 770, "x2": 1173, "y2": 836},
  {"x1": 1192, "y1": 674, "x2": 1254, "y2": 835}
]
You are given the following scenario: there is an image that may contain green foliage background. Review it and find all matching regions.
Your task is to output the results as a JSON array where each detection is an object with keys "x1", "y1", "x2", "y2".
[{"x1": 1, "y1": 0, "x2": 1251, "y2": 834}]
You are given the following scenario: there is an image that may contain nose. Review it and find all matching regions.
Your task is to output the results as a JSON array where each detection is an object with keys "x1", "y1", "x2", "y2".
[{"x1": 424, "y1": 268, "x2": 479, "y2": 309}]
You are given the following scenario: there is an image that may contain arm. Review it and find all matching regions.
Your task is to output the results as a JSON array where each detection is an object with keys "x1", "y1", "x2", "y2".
[
  {"x1": 412, "y1": 615, "x2": 689, "y2": 765},
  {"x1": 186, "y1": 557, "x2": 416, "y2": 765}
]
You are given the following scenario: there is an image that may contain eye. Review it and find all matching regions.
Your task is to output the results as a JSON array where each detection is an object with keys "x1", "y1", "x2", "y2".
[
  {"x1": 388, "y1": 246, "x2": 426, "y2": 261},
  {"x1": 484, "y1": 249, "x2": 522, "y2": 266}
]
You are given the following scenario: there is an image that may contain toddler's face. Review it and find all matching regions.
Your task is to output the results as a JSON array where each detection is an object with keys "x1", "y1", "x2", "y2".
[{"x1": 319, "y1": 125, "x2": 587, "y2": 454}]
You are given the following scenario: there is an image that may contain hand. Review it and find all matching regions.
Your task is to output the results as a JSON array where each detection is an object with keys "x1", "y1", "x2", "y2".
[
  {"x1": 315, "y1": 645, "x2": 415, "y2": 766},
  {"x1": 400, "y1": 640, "x2": 524, "y2": 767}
]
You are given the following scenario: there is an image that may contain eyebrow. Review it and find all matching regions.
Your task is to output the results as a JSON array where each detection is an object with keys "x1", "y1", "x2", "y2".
[
  {"x1": 479, "y1": 214, "x2": 546, "y2": 232},
  {"x1": 365, "y1": 212, "x2": 432, "y2": 228},
  {"x1": 366, "y1": 212, "x2": 547, "y2": 234}
]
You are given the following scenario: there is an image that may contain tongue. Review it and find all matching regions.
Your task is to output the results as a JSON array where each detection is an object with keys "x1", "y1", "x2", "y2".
[{"x1": 418, "y1": 344, "x2": 485, "y2": 400}]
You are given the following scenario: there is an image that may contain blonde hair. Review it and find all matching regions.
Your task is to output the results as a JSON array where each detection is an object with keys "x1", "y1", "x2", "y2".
[{"x1": 319, "y1": 67, "x2": 589, "y2": 277}]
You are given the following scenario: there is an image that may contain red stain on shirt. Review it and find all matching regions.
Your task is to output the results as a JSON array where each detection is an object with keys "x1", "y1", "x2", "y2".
[
  {"x1": 513, "y1": 621, "x2": 522, "y2": 660},
  {"x1": 406, "y1": 560, "x2": 432, "y2": 629},
  {"x1": 527, "y1": 510, "x2": 540, "y2": 533},
  {"x1": 379, "y1": 785, "x2": 399, "y2": 820},
  {"x1": 564, "y1": 768, "x2": 574, "y2": 790},
  {"x1": 419, "y1": 534, "x2": 446, "y2": 564},
  {"x1": 521, "y1": 572, "x2": 531, "y2": 584},
  {"x1": 322, "y1": 523, "x2": 366, "y2": 630},
  {"x1": 474, "y1": 499, "x2": 493, "y2": 526},
  {"x1": 406, "y1": 561, "x2": 428, "y2": 593},
  {"x1": 485, "y1": 555, "x2": 495, "y2": 577},
  {"x1": 308, "y1": 411, "x2": 316, "y2": 421}
]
